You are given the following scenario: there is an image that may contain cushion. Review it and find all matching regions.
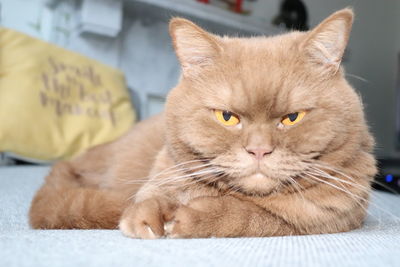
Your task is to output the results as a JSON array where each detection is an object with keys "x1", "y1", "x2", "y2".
[{"x1": 0, "y1": 28, "x2": 135, "y2": 161}]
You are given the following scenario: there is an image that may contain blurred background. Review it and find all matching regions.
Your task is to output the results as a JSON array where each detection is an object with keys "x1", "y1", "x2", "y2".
[{"x1": 1, "y1": 0, "x2": 400, "y2": 165}]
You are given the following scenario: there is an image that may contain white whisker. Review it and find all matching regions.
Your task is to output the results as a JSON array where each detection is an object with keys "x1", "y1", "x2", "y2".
[
  {"x1": 304, "y1": 172, "x2": 400, "y2": 222},
  {"x1": 346, "y1": 73, "x2": 369, "y2": 83},
  {"x1": 119, "y1": 161, "x2": 214, "y2": 185}
]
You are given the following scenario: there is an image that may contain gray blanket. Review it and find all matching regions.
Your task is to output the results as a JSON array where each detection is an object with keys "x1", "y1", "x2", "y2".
[{"x1": 1, "y1": 166, "x2": 399, "y2": 267}]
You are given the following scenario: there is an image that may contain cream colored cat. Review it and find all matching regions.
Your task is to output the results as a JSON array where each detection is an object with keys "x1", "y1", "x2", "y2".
[{"x1": 30, "y1": 8, "x2": 377, "y2": 239}]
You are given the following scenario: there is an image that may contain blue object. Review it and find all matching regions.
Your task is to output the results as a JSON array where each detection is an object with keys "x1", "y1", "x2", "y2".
[{"x1": 386, "y1": 174, "x2": 394, "y2": 183}]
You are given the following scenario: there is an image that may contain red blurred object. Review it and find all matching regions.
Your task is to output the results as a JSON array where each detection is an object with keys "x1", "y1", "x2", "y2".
[
  {"x1": 196, "y1": 0, "x2": 243, "y2": 14},
  {"x1": 234, "y1": 0, "x2": 243, "y2": 13}
]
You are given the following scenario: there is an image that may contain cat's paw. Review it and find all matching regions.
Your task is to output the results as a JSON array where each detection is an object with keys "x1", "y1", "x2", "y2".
[
  {"x1": 165, "y1": 196, "x2": 223, "y2": 238},
  {"x1": 119, "y1": 198, "x2": 175, "y2": 239}
]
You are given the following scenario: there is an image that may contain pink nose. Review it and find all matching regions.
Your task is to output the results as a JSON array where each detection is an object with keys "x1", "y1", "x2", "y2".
[{"x1": 245, "y1": 147, "x2": 274, "y2": 160}]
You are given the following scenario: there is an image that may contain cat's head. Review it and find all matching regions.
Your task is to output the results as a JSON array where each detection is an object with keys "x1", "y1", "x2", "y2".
[{"x1": 165, "y1": 9, "x2": 375, "y2": 195}]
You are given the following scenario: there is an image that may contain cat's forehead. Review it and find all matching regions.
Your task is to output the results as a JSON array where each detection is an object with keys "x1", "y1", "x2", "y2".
[
  {"x1": 208, "y1": 33, "x2": 317, "y2": 118},
  {"x1": 222, "y1": 32, "x2": 305, "y2": 63},
  {"x1": 210, "y1": 76, "x2": 316, "y2": 120}
]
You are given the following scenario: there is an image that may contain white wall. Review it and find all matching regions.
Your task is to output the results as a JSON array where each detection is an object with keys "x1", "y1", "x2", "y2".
[
  {"x1": 303, "y1": 0, "x2": 399, "y2": 158},
  {"x1": 2, "y1": 0, "x2": 400, "y2": 158},
  {"x1": 0, "y1": 0, "x2": 54, "y2": 40},
  {"x1": 123, "y1": 0, "x2": 400, "y2": 158}
]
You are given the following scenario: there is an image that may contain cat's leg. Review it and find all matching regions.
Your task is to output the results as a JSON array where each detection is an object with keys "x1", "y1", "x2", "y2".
[
  {"x1": 165, "y1": 195, "x2": 297, "y2": 238},
  {"x1": 165, "y1": 181, "x2": 369, "y2": 238},
  {"x1": 118, "y1": 146, "x2": 185, "y2": 239},
  {"x1": 119, "y1": 197, "x2": 177, "y2": 239},
  {"x1": 30, "y1": 185, "x2": 127, "y2": 229},
  {"x1": 29, "y1": 161, "x2": 128, "y2": 229}
]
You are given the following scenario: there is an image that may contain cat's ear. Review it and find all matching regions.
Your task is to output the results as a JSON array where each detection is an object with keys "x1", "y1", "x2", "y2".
[
  {"x1": 302, "y1": 8, "x2": 353, "y2": 74},
  {"x1": 169, "y1": 18, "x2": 222, "y2": 76}
]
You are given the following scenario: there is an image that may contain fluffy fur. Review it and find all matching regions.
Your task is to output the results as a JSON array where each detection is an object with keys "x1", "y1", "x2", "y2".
[{"x1": 30, "y1": 9, "x2": 377, "y2": 239}]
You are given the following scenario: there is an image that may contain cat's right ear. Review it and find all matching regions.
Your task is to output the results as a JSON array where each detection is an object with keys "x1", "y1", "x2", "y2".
[{"x1": 169, "y1": 18, "x2": 222, "y2": 76}]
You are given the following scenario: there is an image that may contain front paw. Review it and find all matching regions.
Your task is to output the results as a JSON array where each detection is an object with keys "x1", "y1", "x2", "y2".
[
  {"x1": 165, "y1": 196, "x2": 225, "y2": 238},
  {"x1": 119, "y1": 198, "x2": 175, "y2": 239}
]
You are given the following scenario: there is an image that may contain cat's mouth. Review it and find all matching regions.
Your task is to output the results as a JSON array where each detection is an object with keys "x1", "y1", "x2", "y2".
[
  {"x1": 212, "y1": 164, "x2": 310, "y2": 195},
  {"x1": 210, "y1": 161, "x2": 283, "y2": 181},
  {"x1": 203, "y1": 154, "x2": 313, "y2": 195},
  {"x1": 235, "y1": 166, "x2": 276, "y2": 180},
  {"x1": 221, "y1": 171, "x2": 303, "y2": 197},
  {"x1": 248, "y1": 172, "x2": 266, "y2": 179}
]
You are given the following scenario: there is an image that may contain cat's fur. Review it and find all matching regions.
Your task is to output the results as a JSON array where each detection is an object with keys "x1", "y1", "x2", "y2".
[{"x1": 29, "y1": 9, "x2": 377, "y2": 239}]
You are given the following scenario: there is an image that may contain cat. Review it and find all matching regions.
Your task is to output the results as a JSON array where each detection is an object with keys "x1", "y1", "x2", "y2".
[{"x1": 29, "y1": 8, "x2": 377, "y2": 239}]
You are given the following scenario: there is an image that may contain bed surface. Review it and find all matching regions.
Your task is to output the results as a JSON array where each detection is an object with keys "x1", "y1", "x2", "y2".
[{"x1": 1, "y1": 166, "x2": 400, "y2": 267}]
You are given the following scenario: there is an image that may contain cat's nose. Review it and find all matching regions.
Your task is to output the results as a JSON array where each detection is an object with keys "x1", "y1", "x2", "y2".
[{"x1": 245, "y1": 147, "x2": 274, "y2": 160}]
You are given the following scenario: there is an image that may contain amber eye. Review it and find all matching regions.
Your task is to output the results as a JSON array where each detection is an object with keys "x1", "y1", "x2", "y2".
[
  {"x1": 281, "y1": 111, "x2": 306, "y2": 126},
  {"x1": 214, "y1": 110, "x2": 240, "y2": 126}
]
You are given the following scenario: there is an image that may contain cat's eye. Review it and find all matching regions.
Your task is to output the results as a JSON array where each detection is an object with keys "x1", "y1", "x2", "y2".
[
  {"x1": 281, "y1": 111, "x2": 306, "y2": 126},
  {"x1": 214, "y1": 110, "x2": 240, "y2": 126}
]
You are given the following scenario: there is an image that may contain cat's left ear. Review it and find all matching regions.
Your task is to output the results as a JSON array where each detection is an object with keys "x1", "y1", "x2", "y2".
[
  {"x1": 169, "y1": 18, "x2": 222, "y2": 76},
  {"x1": 301, "y1": 8, "x2": 353, "y2": 74}
]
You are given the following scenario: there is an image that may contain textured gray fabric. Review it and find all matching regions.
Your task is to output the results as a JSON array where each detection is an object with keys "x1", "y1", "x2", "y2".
[{"x1": 0, "y1": 166, "x2": 399, "y2": 267}]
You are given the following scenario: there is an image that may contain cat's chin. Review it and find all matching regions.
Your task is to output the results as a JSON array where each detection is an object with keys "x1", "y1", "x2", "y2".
[
  {"x1": 233, "y1": 172, "x2": 282, "y2": 196},
  {"x1": 250, "y1": 173, "x2": 266, "y2": 179}
]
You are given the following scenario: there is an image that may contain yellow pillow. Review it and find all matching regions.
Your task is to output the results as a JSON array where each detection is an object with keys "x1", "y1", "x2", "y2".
[{"x1": 0, "y1": 27, "x2": 135, "y2": 161}]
